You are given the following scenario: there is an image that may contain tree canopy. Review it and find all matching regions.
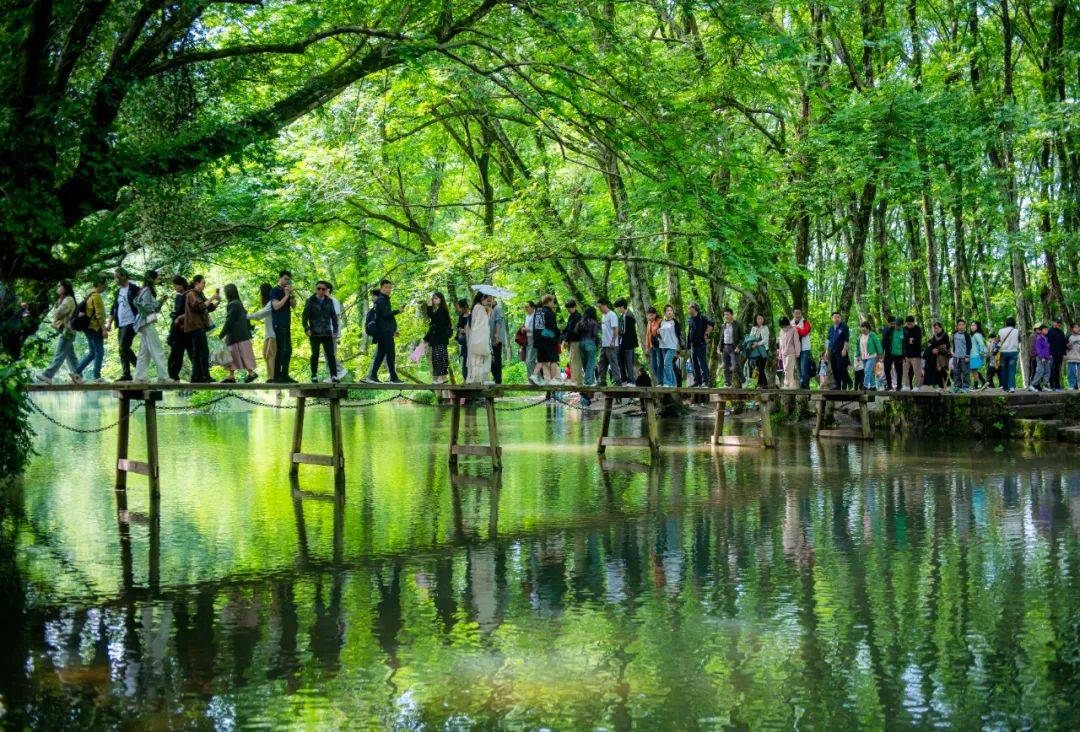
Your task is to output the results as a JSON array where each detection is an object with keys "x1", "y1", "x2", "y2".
[{"x1": 3, "y1": 0, "x2": 1077, "y2": 355}]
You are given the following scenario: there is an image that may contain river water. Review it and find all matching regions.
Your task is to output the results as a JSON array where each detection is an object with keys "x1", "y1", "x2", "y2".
[{"x1": 1, "y1": 392, "x2": 1077, "y2": 729}]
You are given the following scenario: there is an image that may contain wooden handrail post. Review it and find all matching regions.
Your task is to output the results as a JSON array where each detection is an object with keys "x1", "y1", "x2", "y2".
[
  {"x1": 711, "y1": 398, "x2": 726, "y2": 445},
  {"x1": 759, "y1": 394, "x2": 776, "y2": 448}
]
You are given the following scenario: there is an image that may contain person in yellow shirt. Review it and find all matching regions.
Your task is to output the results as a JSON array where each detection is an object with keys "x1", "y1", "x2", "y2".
[{"x1": 75, "y1": 275, "x2": 108, "y2": 381}]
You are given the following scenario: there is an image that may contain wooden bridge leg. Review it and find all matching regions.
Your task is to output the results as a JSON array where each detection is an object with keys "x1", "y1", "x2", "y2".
[
  {"x1": 115, "y1": 394, "x2": 131, "y2": 491},
  {"x1": 144, "y1": 397, "x2": 160, "y2": 498},
  {"x1": 759, "y1": 394, "x2": 776, "y2": 448},
  {"x1": 484, "y1": 396, "x2": 502, "y2": 470},
  {"x1": 711, "y1": 399, "x2": 727, "y2": 445},
  {"x1": 645, "y1": 397, "x2": 661, "y2": 458},
  {"x1": 329, "y1": 395, "x2": 345, "y2": 483},
  {"x1": 449, "y1": 395, "x2": 461, "y2": 468},
  {"x1": 597, "y1": 394, "x2": 614, "y2": 454},
  {"x1": 289, "y1": 396, "x2": 306, "y2": 477}
]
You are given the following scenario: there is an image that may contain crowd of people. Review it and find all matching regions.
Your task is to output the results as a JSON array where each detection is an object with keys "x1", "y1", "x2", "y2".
[{"x1": 25, "y1": 270, "x2": 1080, "y2": 395}]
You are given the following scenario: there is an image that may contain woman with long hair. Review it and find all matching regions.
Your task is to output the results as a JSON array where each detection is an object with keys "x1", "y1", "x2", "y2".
[
  {"x1": 219, "y1": 283, "x2": 258, "y2": 383},
  {"x1": 465, "y1": 291, "x2": 492, "y2": 384},
  {"x1": 133, "y1": 270, "x2": 174, "y2": 383},
  {"x1": 746, "y1": 313, "x2": 770, "y2": 388},
  {"x1": 250, "y1": 283, "x2": 276, "y2": 381},
  {"x1": 531, "y1": 294, "x2": 560, "y2": 384},
  {"x1": 425, "y1": 291, "x2": 452, "y2": 383},
  {"x1": 657, "y1": 305, "x2": 680, "y2": 386},
  {"x1": 35, "y1": 280, "x2": 79, "y2": 384},
  {"x1": 578, "y1": 305, "x2": 600, "y2": 390},
  {"x1": 182, "y1": 274, "x2": 221, "y2": 382},
  {"x1": 924, "y1": 321, "x2": 950, "y2": 389}
]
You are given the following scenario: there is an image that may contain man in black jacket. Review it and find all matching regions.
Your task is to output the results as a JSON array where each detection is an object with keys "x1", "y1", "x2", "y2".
[
  {"x1": 364, "y1": 279, "x2": 402, "y2": 383},
  {"x1": 108, "y1": 268, "x2": 141, "y2": 381},
  {"x1": 686, "y1": 303, "x2": 714, "y2": 387},
  {"x1": 166, "y1": 275, "x2": 190, "y2": 380},
  {"x1": 1047, "y1": 318, "x2": 1067, "y2": 390},
  {"x1": 303, "y1": 281, "x2": 340, "y2": 383},
  {"x1": 615, "y1": 298, "x2": 638, "y2": 385},
  {"x1": 901, "y1": 316, "x2": 924, "y2": 390}
]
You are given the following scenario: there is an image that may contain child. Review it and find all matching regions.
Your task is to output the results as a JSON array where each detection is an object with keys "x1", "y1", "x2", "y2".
[
  {"x1": 1067, "y1": 323, "x2": 1080, "y2": 390},
  {"x1": 985, "y1": 335, "x2": 1000, "y2": 389},
  {"x1": 1027, "y1": 324, "x2": 1052, "y2": 391},
  {"x1": 817, "y1": 351, "x2": 832, "y2": 390}
]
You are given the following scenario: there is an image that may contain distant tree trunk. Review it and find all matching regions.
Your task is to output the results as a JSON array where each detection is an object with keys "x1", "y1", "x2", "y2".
[
  {"x1": 601, "y1": 145, "x2": 651, "y2": 344},
  {"x1": 874, "y1": 197, "x2": 889, "y2": 322},
  {"x1": 837, "y1": 184, "x2": 876, "y2": 320},
  {"x1": 662, "y1": 212, "x2": 684, "y2": 320},
  {"x1": 904, "y1": 205, "x2": 927, "y2": 323}
]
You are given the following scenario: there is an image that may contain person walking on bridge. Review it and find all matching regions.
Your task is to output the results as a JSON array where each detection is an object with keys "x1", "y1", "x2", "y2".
[
  {"x1": 997, "y1": 317, "x2": 1020, "y2": 393},
  {"x1": 615, "y1": 299, "x2": 638, "y2": 387},
  {"x1": 791, "y1": 308, "x2": 812, "y2": 389},
  {"x1": 466, "y1": 292, "x2": 492, "y2": 384},
  {"x1": 563, "y1": 299, "x2": 582, "y2": 385},
  {"x1": 34, "y1": 281, "x2": 78, "y2": 384},
  {"x1": 597, "y1": 298, "x2": 622, "y2": 386},
  {"x1": 267, "y1": 271, "x2": 295, "y2": 383},
  {"x1": 827, "y1": 312, "x2": 851, "y2": 390},
  {"x1": 424, "y1": 292, "x2": 452, "y2": 384},
  {"x1": 182, "y1": 275, "x2": 220, "y2": 383},
  {"x1": 1066, "y1": 322, "x2": 1080, "y2": 390},
  {"x1": 1047, "y1": 318, "x2": 1067, "y2": 390},
  {"x1": 951, "y1": 319, "x2": 972, "y2": 391},
  {"x1": 717, "y1": 307, "x2": 744, "y2": 388},
  {"x1": 73, "y1": 274, "x2": 107, "y2": 382},
  {"x1": 132, "y1": 271, "x2": 173, "y2": 383},
  {"x1": 778, "y1": 316, "x2": 802, "y2": 389},
  {"x1": 108, "y1": 268, "x2": 141, "y2": 381},
  {"x1": 531, "y1": 294, "x2": 560, "y2": 384},
  {"x1": 166, "y1": 276, "x2": 191, "y2": 381},
  {"x1": 687, "y1": 303, "x2": 714, "y2": 388},
  {"x1": 219, "y1": 284, "x2": 258, "y2": 383},
  {"x1": 1027, "y1": 324, "x2": 1052, "y2": 392},
  {"x1": 364, "y1": 279, "x2": 402, "y2": 384},
  {"x1": 881, "y1": 317, "x2": 904, "y2": 391},
  {"x1": 901, "y1": 316, "x2": 923, "y2": 391},
  {"x1": 303, "y1": 281, "x2": 340, "y2": 383}
]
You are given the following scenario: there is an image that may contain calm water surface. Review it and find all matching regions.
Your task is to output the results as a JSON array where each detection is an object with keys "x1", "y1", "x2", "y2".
[{"x1": 1, "y1": 393, "x2": 1078, "y2": 729}]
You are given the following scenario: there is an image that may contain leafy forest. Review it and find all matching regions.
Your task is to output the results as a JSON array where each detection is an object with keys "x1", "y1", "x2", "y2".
[{"x1": 2, "y1": 0, "x2": 1078, "y2": 374}]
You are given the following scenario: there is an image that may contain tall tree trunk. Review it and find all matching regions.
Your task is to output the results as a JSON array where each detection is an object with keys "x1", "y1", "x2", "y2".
[
  {"x1": 601, "y1": 145, "x2": 651, "y2": 343},
  {"x1": 662, "y1": 212, "x2": 684, "y2": 320},
  {"x1": 874, "y1": 197, "x2": 889, "y2": 321},
  {"x1": 904, "y1": 205, "x2": 927, "y2": 323},
  {"x1": 837, "y1": 184, "x2": 876, "y2": 319}
]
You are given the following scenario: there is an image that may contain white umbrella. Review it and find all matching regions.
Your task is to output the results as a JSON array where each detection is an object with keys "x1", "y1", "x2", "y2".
[{"x1": 470, "y1": 284, "x2": 514, "y2": 299}]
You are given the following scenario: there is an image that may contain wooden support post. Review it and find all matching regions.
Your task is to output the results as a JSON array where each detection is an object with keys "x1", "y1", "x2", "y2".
[
  {"x1": 289, "y1": 396, "x2": 307, "y2": 478},
  {"x1": 144, "y1": 397, "x2": 160, "y2": 498},
  {"x1": 645, "y1": 397, "x2": 661, "y2": 458},
  {"x1": 759, "y1": 394, "x2": 776, "y2": 448},
  {"x1": 449, "y1": 394, "x2": 462, "y2": 467},
  {"x1": 329, "y1": 395, "x2": 345, "y2": 483},
  {"x1": 711, "y1": 399, "x2": 726, "y2": 445},
  {"x1": 597, "y1": 394, "x2": 615, "y2": 454},
  {"x1": 115, "y1": 394, "x2": 131, "y2": 491},
  {"x1": 484, "y1": 396, "x2": 502, "y2": 470}
]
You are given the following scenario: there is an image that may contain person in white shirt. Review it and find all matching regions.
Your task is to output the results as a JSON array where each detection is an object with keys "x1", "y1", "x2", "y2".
[
  {"x1": 523, "y1": 302, "x2": 537, "y2": 377},
  {"x1": 324, "y1": 282, "x2": 348, "y2": 381},
  {"x1": 997, "y1": 316, "x2": 1021, "y2": 392},
  {"x1": 597, "y1": 298, "x2": 622, "y2": 385},
  {"x1": 108, "y1": 268, "x2": 140, "y2": 381}
]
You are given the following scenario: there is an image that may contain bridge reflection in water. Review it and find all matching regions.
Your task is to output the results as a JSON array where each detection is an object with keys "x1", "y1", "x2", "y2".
[{"x1": 2, "y1": 398, "x2": 1078, "y2": 729}]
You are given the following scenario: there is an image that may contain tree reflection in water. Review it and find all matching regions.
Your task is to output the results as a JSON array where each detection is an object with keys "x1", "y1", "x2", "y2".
[{"x1": 1, "y1": 426, "x2": 1078, "y2": 729}]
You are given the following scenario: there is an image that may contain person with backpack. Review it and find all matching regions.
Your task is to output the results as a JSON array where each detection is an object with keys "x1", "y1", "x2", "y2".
[
  {"x1": 791, "y1": 308, "x2": 812, "y2": 388},
  {"x1": 133, "y1": 270, "x2": 173, "y2": 383},
  {"x1": 530, "y1": 294, "x2": 561, "y2": 384},
  {"x1": 969, "y1": 320, "x2": 988, "y2": 389},
  {"x1": 577, "y1": 306, "x2": 600, "y2": 393},
  {"x1": 881, "y1": 317, "x2": 904, "y2": 390},
  {"x1": 73, "y1": 274, "x2": 108, "y2": 382},
  {"x1": 302, "y1": 281, "x2": 340, "y2": 383},
  {"x1": 34, "y1": 281, "x2": 79, "y2": 384},
  {"x1": 997, "y1": 317, "x2": 1020, "y2": 392},
  {"x1": 747, "y1": 313, "x2": 771, "y2": 388},
  {"x1": 924, "y1": 322, "x2": 950, "y2": 389},
  {"x1": 219, "y1": 283, "x2": 259, "y2": 383},
  {"x1": 615, "y1": 298, "x2": 638, "y2": 386},
  {"x1": 364, "y1": 279, "x2": 402, "y2": 384},
  {"x1": 424, "y1": 292, "x2": 452, "y2": 383},
  {"x1": 108, "y1": 268, "x2": 142, "y2": 381},
  {"x1": 1027, "y1": 324, "x2": 1052, "y2": 391}
]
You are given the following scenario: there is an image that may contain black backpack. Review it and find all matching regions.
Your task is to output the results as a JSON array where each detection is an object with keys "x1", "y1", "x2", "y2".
[
  {"x1": 364, "y1": 306, "x2": 378, "y2": 338},
  {"x1": 70, "y1": 297, "x2": 91, "y2": 332}
]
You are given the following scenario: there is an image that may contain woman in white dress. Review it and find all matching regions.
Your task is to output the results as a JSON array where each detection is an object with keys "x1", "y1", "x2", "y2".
[
  {"x1": 466, "y1": 292, "x2": 492, "y2": 384},
  {"x1": 250, "y1": 283, "x2": 276, "y2": 382}
]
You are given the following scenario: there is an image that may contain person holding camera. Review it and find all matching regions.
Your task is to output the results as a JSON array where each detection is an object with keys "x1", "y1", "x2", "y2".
[{"x1": 267, "y1": 270, "x2": 296, "y2": 383}]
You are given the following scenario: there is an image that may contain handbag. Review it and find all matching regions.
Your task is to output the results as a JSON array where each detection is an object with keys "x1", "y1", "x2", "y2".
[{"x1": 210, "y1": 338, "x2": 233, "y2": 367}]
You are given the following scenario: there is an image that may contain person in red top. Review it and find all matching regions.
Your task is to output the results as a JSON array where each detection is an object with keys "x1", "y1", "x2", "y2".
[{"x1": 792, "y1": 308, "x2": 812, "y2": 388}]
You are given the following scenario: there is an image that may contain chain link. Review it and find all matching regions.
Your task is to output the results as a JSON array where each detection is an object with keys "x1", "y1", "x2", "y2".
[{"x1": 27, "y1": 398, "x2": 143, "y2": 433}]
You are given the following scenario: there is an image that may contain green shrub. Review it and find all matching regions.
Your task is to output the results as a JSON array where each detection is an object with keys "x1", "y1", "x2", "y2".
[{"x1": 0, "y1": 362, "x2": 34, "y2": 478}]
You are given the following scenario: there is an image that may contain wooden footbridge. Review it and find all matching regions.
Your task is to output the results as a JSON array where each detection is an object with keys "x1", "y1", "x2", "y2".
[{"x1": 25, "y1": 382, "x2": 1074, "y2": 495}]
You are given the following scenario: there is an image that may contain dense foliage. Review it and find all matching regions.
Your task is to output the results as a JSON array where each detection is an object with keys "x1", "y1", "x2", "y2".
[
  {"x1": 0, "y1": 363, "x2": 34, "y2": 477},
  {"x1": 3, "y1": 0, "x2": 1077, "y2": 376}
]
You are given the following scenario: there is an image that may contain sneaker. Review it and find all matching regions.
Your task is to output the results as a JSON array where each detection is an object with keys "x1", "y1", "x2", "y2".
[
  {"x1": 243, "y1": 373, "x2": 258, "y2": 383},
  {"x1": 388, "y1": 377, "x2": 404, "y2": 384},
  {"x1": 221, "y1": 377, "x2": 236, "y2": 384},
  {"x1": 361, "y1": 376, "x2": 380, "y2": 384},
  {"x1": 900, "y1": 386, "x2": 910, "y2": 392},
  {"x1": 68, "y1": 373, "x2": 84, "y2": 384},
  {"x1": 528, "y1": 374, "x2": 542, "y2": 385},
  {"x1": 331, "y1": 378, "x2": 340, "y2": 384},
  {"x1": 1026, "y1": 385, "x2": 1037, "y2": 392},
  {"x1": 34, "y1": 372, "x2": 52, "y2": 384}
]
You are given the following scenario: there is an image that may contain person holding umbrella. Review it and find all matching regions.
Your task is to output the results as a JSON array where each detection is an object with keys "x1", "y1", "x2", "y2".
[{"x1": 466, "y1": 291, "x2": 493, "y2": 384}]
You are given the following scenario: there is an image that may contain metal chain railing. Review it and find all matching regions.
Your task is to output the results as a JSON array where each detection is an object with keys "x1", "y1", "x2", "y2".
[{"x1": 27, "y1": 398, "x2": 143, "y2": 433}]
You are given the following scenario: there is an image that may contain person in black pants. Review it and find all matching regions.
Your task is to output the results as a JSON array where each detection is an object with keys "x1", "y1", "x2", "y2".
[
  {"x1": 826, "y1": 311, "x2": 852, "y2": 390},
  {"x1": 267, "y1": 270, "x2": 295, "y2": 383},
  {"x1": 686, "y1": 302, "x2": 714, "y2": 387},
  {"x1": 108, "y1": 269, "x2": 141, "y2": 381},
  {"x1": 303, "y1": 281, "x2": 340, "y2": 382},
  {"x1": 166, "y1": 275, "x2": 190, "y2": 380},
  {"x1": 615, "y1": 298, "x2": 638, "y2": 385},
  {"x1": 182, "y1": 275, "x2": 220, "y2": 382},
  {"x1": 365, "y1": 279, "x2": 402, "y2": 383},
  {"x1": 1047, "y1": 318, "x2": 1067, "y2": 390}
]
